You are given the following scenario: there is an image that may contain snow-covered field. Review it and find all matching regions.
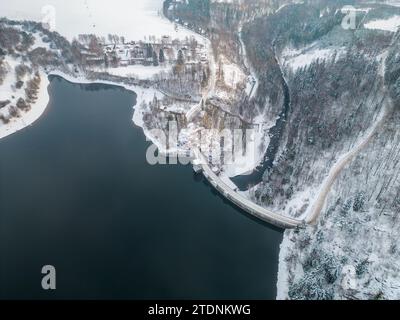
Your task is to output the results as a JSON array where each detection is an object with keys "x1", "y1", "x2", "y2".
[
  {"x1": 0, "y1": 0, "x2": 199, "y2": 41},
  {"x1": 221, "y1": 127, "x2": 269, "y2": 178},
  {"x1": 364, "y1": 15, "x2": 400, "y2": 32},
  {"x1": 94, "y1": 64, "x2": 172, "y2": 80},
  {"x1": 282, "y1": 46, "x2": 341, "y2": 72},
  {"x1": 219, "y1": 55, "x2": 246, "y2": 89},
  {"x1": 385, "y1": 0, "x2": 400, "y2": 8}
]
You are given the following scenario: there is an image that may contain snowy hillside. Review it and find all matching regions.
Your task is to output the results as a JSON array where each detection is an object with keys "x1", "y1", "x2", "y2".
[{"x1": 169, "y1": 0, "x2": 400, "y2": 299}]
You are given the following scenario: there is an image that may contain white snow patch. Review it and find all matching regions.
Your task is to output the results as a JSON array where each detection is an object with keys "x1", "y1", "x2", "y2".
[
  {"x1": 384, "y1": 1, "x2": 400, "y2": 8},
  {"x1": 31, "y1": 32, "x2": 51, "y2": 50},
  {"x1": 93, "y1": 64, "x2": 172, "y2": 80},
  {"x1": 364, "y1": 15, "x2": 400, "y2": 32},
  {"x1": 222, "y1": 125, "x2": 270, "y2": 178},
  {"x1": 283, "y1": 46, "x2": 338, "y2": 72},
  {"x1": 219, "y1": 55, "x2": 246, "y2": 89},
  {"x1": 283, "y1": 188, "x2": 312, "y2": 219}
]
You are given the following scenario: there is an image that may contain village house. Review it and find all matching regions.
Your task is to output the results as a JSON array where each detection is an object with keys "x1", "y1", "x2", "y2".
[{"x1": 77, "y1": 33, "x2": 207, "y2": 70}]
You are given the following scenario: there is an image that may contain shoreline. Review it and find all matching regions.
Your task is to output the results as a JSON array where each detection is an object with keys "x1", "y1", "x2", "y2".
[
  {"x1": 47, "y1": 70, "x2": 169, "y2": 153},
  {"x1": 276, "y1": 230, "x2": 292, "y2": 299},
  {"x1": 0, "y1": 68, "x2": 173, "y2": 160},
  {"x1": 0, "y1": 1, "x2": 287, "y2": 301},
  {"x1": 0, "y1": 69, "x2": 161, "y2": 145},
  {"x1": 0, "y1": 70, "x2": 50, "y2": 140}
]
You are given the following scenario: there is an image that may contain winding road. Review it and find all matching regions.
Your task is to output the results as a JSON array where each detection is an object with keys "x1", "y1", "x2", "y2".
[
  {"x1": 195, "y1": 98, "x2": 388, "y2": 228},
  {"x1": 163, "y1": 13, "x2": 391, "y2": 229},
  {"x1": 190, "y1": 25, "x2": 390, "y2": 228},
  {"x1": 305, "y1": 99, "x2": 390, "y2": 224}
]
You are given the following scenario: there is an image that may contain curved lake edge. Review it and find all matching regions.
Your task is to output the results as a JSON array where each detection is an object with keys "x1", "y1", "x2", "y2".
[
  {"x1": 48, "y1": 73, "x2": 290, "y2": 231},
  {"x1": 0, "y1": 74, "x2": 284, "y2": 299},
  {"x1": 0, "y1": 71, "x2": 50, "y2": 141}
]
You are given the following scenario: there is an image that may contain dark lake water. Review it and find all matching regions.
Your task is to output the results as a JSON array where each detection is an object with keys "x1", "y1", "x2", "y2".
[{"x1": 0, "y1": 76, "x2": 282, "y2": 300}]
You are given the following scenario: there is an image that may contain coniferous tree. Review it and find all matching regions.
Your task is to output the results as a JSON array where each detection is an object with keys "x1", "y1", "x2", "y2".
[
  {"x1": 177, "y1": 49, "x2": 184, "y2": 65},
  {"x1": 159, "y1": 48, "x2": 165, "y2": 63},
  {"x1": 146, "y1": 44, "x2": 153, "y2": 59},
  {"x1": 153, "y1": 50, "x2": 159, "y2": 66}
]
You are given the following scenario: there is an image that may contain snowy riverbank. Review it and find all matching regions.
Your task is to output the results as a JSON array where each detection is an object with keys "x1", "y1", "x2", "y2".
[
  {"x1": 276, "y1": 231, "x2": 293, "y2": 300},
  {"x1": 0, "y1": 66, "x2": 189, "y2": 157},
  {"x1": 0, "y1": 71, "x2": 50, "y2": 140}
]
